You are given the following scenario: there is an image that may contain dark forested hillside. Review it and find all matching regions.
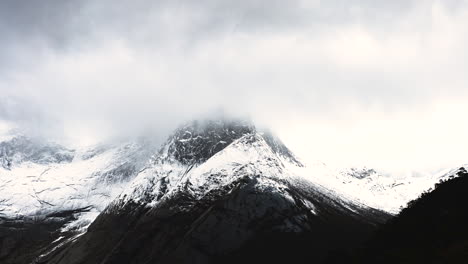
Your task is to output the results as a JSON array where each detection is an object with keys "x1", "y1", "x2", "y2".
[{"x1": 342, "y1": 167, "x2": 468, "y2": 264}]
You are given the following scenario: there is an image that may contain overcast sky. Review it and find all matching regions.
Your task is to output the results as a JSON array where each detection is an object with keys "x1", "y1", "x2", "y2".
[{"x1": 1, "y1": 0, "x2": 468, "y2": 176}]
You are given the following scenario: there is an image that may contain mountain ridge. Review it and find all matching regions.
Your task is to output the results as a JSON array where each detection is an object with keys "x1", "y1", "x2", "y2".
[
  {"x1": 0, "y1": 118, "x2": 464, "y2": 264},
  {"x1": 40, "y1": 123, "x2": 390, "y2": 264}
]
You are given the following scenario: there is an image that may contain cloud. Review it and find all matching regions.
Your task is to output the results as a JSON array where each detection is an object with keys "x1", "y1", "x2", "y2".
[{"x1": 0, "y1": 0, "x2": 467, "y2": 173}]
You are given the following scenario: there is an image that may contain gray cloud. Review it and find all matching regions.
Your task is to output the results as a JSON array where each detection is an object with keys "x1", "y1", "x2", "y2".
[
  {"x1": 1, "y1": 0, "x2": 468, "y2": 173},
  {"x1": 0, "y1": 1, "x2": 440, "y2": 55}
]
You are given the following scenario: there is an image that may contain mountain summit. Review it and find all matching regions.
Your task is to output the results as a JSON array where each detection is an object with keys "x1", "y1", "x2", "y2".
[
  {"x1": 37, "y1": 118, "x2": 389, "y2": 264},
  {"x1": 159, "y1": 119, "x2": 301, "y2": 166}
]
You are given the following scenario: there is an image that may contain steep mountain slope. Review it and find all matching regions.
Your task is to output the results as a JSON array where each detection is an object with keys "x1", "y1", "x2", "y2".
[
  {"x1": 0, "y1": 137, "x2": 157, "y2": 264},
  {"x1": 42, "y1": 119, "x2": 390, "y2": 264},
  {"x1": 341, "y1": 167, "x2": 468, "y2": 264}
]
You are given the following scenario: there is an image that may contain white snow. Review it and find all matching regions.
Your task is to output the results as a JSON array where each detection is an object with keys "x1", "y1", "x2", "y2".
[
  {"x1": 290, "y1": 162, "x2": 463, "y2": 214},
  {"x1": 0, "y1": 138, "x2": 154, "y2": 232},
  {"x1": 114, "y1": 132, "x2": 465, "y2": 216},
  {"x1": 116, "y1": 133, "x2": 299, "y2": 209}
]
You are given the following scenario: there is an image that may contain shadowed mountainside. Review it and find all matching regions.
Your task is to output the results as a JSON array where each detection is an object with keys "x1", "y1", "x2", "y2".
[{"x1": 329, "y1": 167, "x2": 468, "y2": 264}]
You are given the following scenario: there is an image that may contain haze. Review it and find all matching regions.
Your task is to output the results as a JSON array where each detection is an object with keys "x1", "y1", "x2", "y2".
[{"x1": 1, "y1": 0, "x2": 467, "y2": 176}]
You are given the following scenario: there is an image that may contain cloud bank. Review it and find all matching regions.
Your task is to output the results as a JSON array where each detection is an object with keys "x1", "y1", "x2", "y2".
[{"x1": 1, "y1": 0, "x2": 468, "y2": 174}]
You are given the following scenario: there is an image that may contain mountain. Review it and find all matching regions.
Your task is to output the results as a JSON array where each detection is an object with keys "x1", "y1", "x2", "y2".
[
  {"x1": 38, "y1": 119, "x2": 390, "y2": 264},
  {"x1": 340, "y1": 167, "x2": 468, "y2": 264},
  {"x1": 0, "y1": 118, "x2": 462, "y2": 264}
]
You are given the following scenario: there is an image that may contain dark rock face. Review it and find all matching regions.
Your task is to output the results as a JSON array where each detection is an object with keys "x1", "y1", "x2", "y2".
[
  {"x1": 42, "y1": 176, "x2": 390, "y2": 264},
  {"x1": 163, "y1": 119, "x2": 255, "y2": 165},
  {"x1": 0, "y1": 136, "x2": 75, "y2": 169},
  {"x1": 161, "y1": 119, "x2": 302, "y2": 167},
  {"x1": 341, "y1": 167, "x2": 468, "y2": 264}
]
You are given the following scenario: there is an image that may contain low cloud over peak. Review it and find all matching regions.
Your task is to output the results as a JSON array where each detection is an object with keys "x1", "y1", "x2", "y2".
[{"x1": 1, "y1": 0, "x2": 468, "y2": 175}]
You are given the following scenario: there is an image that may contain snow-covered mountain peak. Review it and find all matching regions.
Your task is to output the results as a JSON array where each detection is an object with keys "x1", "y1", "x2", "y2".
[
  {"x1": 115, "y1": 121, "x2": 304, "y2": 209},
  {"x1": 156, "y1": 118, "x2": 255, "y2": 165},
  {"x1": 45, "y1": 127, "x2": 390, "y2": 264},
  {"x1": 2, "y1": 118, "x2": 464, "y2": 248},
  {"x1": 151, "y1": 118, "x2": 301, "y2": 166}
]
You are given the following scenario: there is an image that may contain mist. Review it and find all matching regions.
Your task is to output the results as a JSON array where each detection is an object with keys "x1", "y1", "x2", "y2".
[{"x1": 1, "y1": 0, "x2": 468, "y2": 175}]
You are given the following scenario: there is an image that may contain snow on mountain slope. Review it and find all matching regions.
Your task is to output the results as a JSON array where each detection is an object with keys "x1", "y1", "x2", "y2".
[
  {"x1": 0, "y1": 136, "x2": 75, "y2": 170},
  {"x1": 0, "y1": 119, "x2": 461, "y2": 225},
  {"x1": 292, "y1": 164, "x2": 463, "y2": 214},
  {"x1": 0, "y1": 136, "x2": 155, "y2": 231},
  {"x1": 112, "y1": 120, "x2": 309, "y2": 212}
]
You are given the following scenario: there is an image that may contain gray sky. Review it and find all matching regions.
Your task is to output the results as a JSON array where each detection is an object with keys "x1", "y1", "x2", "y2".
[{"x1": 1, "y1": 0, "x2": 468, "y2": 175}]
